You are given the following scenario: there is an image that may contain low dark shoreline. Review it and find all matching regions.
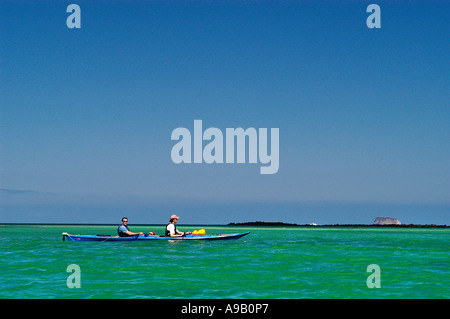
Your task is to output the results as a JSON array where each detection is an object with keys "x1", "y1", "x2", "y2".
[
  {"x1": 227, "y1": 221, "x2": 449, "y2": 228},
  {"x1": 1, "y1": 222, "x2": 448, "y2": 228}
]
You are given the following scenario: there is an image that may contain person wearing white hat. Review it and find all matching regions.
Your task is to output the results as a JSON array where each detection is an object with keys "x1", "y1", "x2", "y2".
[{"x1": 165, "y1": 214, "x2": 192, "y2": 237}]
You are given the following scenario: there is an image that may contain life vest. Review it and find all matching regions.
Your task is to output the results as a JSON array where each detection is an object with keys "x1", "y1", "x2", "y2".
[
  {"x1": 165, "y1": 223, "x2": 178, "y2": 237},
  {"x1": 118, "y1": 224, "x2": 131, "y2": 237}
]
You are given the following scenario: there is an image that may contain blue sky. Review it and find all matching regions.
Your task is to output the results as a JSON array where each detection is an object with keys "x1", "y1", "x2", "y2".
[{"x1": 1, "y1": 1, "x2": 449, "y2": 224}]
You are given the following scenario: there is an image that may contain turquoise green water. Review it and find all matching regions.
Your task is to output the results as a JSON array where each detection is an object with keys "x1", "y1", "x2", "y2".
[{"x1": 0, "y1": 225, "x2": 448, "y2": 299}]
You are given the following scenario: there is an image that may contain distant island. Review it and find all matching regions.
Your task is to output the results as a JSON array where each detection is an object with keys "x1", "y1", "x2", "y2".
[
  {"x1": 227, "y1": 221, "x2": 449, "y2": 228},
  {"x1": 373, "y1": 217, "x2": 401, "y2": 225}
]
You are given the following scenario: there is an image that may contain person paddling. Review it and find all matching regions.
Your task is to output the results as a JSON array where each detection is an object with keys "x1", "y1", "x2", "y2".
[
  {"x1": 118, "y1": 217, "x2": 156, "y2": 237},
  {"x1": 165, "y1": 214, "x2": 191, "y2": 237}
]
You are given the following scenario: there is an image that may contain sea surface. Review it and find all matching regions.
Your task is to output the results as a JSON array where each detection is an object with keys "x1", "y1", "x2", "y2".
[{"x1": 0, "y1": 224, "x2": 448, "y2": 299}]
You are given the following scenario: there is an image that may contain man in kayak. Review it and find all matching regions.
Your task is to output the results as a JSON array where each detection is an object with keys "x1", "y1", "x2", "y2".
[
  {"x1": 165, "y1": 214, "x2": 192, "y2": 237},
  {"x1": 118, "y1": 217, "x2": 156, "y2": 237}
]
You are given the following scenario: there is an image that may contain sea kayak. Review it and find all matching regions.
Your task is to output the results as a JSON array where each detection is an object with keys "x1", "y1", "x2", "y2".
[{"x1": 62, "y1": 231, "x2": 250, "y2": 242}]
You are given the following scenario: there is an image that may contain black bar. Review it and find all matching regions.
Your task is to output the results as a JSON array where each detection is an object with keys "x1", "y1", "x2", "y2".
[{"x1": 1, "y1": 299, "x2": 445, "y2": 317}]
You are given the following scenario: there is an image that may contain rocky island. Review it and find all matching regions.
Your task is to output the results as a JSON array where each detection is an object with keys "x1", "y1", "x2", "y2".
[{"x1": 373, "y1": 217, "x2": 401, "y2": 225}]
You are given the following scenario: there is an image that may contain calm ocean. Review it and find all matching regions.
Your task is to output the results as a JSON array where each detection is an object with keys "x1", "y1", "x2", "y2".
[{"x1": 0, "y1": 224, "x2": 448, "y2": 299}]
